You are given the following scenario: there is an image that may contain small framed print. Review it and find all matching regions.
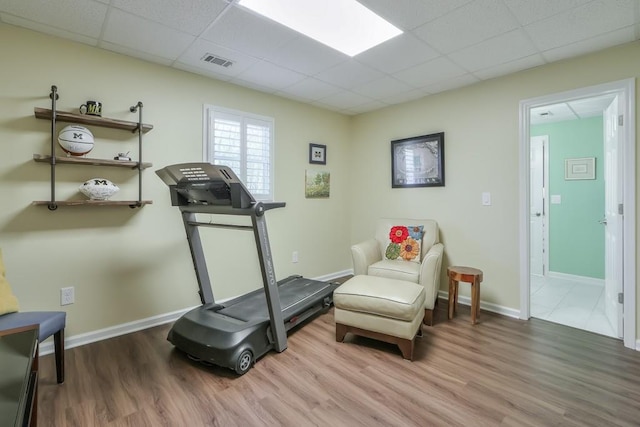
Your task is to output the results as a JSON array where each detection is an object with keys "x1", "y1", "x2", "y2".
[
  {"x1": 391, "y1": 132, "x2": 445, "y2": 188},
  {"x1": 309, "y1": 143, "x2": 327, "y2": 165},
  {"x1": 565, "y1": 157, "x2": 595, "y2": 180}
]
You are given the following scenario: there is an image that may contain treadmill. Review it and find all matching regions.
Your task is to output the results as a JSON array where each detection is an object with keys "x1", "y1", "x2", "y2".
[{"x1": 156, "y1": 163, "x2": 338, "y2": 375}]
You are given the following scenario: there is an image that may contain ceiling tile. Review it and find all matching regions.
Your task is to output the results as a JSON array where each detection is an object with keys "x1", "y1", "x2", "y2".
[
  {"x1": 111, "y1": 0, "x2": 229, "y2": 36},
  {"x1": 473, "y1": 54, "x2": 545, "y2": 80},
  {"x1": 355, "y1": 34, "x2": 440, "y2": 74},
  {"x1": 315, "y1": 91, "x2": 375, "y2": 110},
  {"x1": 568, "y1": 94, "x2": 616, "y2": 118},
  {"x1": 276, "y1": 78, "x2": 342, "y2": 102},
  {"x1": 200, "y1": 6, "x2": 297, "y2": 60},
  {"x1": 1, "y1": 0, "x2": 638, "y2": 116},
  {"x1": 173, "y1": 62, "x2": 234, "y2": 82},
  {"x1": 503, "y1": 0, "x2": 592, "y2": 26},
  {"x1": 351, "y1": 76, "x2": 415, "y2": 100},
  {"x1": 422, "y1": 73, "x2": 480, "y2": 94},
  {"x1": 0, "y1": 0, "x2": 107, "y2": 38},
  {"x1": 228, "y1": 78, "x2": 279, "y2": 94},
  {"x1": 449, "y1": 30, "x2": 538, "y2": 72},
  {"x1": 413, "y1": 0, "x2": 519, "y2": 53},
  {"x1": 381, "y1": 88, "x2": 430, "y2": 106},
  {"x1": 524, "y1": 0, "x2": 637, "y2": 51},
  {"x1": 233, "y1": 60, "x2": 306, "y2": 91},
  {"x1": 314, "y1": 60, "x2": 384, "y2": 89},
  {"x1": 0, "y1": 14, "x2": 98, "y2": 46},
  {"x1": 393, "y1": 57, "x2": 467, "y2": 88},
  {"x1": 541, "y1": 27, "x2": 636, "y2": 62},
  {"x1": 531, "y1": 103, "x2": 577, "y2": 124},
  {"x1": 343, "y1": 100, "x2": 389, "y2": 115},
  {"x1": 268, "y1": 36, "x2": 347, "y2": 76},
  {"x1": 100, "y1": 41, "x2": 174, "y2": 66},
  {"x1": 103, "y1": 9, "x2": 195, "y2": 60},
  {"x1": 174, "y1": 39, "x2": 259, "y2": 77},
  {"x1": 360, "y1": 0, "x2": 474, "y2": 30}
]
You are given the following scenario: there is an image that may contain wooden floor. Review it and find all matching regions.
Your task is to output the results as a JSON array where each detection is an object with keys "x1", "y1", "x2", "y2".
[{"x1": 37, "y1": 301, "x2": 640, "y2": 426}]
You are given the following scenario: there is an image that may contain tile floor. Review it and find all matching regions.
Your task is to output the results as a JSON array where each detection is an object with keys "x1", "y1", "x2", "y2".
[{"x1": 530, "y1": 275, "x2": 617, "y2": 338}]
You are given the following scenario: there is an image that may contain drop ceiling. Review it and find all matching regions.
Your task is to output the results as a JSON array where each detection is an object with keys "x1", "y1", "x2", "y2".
[{"x1": 1, "y1": 0, "x2": 638, "y2": 115}]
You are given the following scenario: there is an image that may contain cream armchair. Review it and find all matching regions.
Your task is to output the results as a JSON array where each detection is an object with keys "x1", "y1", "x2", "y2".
[{"x1": 350, "y1": 218, "x2": 444, "y2": 325}]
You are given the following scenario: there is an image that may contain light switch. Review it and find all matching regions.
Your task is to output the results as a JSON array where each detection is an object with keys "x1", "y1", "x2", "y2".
[
  {"x1": 482, "y1": 192, "x2": 491, "y2": 206},
  {"x1": 551, "y1": 195, "x2": 562, "y2": 204}
]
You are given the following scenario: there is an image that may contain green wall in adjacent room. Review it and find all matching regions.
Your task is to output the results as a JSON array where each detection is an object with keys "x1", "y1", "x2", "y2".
[{"x1": 532, "y1": 116, "x2": 604, "y2": 279}]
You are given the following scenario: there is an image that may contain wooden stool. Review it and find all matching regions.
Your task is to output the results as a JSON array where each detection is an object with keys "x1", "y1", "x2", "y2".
[{"x1": 447, "y1": 266, "x2": 483, "y2": 324}]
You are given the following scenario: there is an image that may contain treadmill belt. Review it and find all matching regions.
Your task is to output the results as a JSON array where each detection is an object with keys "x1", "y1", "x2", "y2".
[{"x1": 217, "y1": 277, "x2": 332, "y2": 323}]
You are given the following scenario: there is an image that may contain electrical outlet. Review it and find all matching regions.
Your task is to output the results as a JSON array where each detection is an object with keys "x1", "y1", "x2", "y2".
[
  {"x1": 292, "y1": 251, "x2": 299, "y2": 263},
  {"x1": 60, "y1": 287, "x2": 74, "y2": 306}
]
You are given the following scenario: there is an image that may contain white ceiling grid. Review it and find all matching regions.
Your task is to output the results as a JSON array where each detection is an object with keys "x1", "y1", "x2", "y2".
[{"x1": 0, "y1": 0, "x2": 638, "y2": 115}]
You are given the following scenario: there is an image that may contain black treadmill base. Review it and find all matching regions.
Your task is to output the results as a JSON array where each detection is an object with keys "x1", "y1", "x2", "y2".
[{"x1": 168, "y1": 276, "x2": 338, "y2": 375}]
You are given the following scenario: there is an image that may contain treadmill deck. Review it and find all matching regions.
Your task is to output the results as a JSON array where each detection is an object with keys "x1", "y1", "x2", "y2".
[{"x1": 217, "y1": 276, "x2": 336, "y2": 322}]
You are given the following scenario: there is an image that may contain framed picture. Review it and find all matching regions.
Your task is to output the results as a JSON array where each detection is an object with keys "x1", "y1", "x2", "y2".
[
  {"x1": 305, "y1": 170, "x2": 330, "y2": 198},
  {"x1": 565, "y1": 157, "x2": 595, "y2": 180},
  {"x1": 309, "y1": 143, "x2": 326, "y2": 165},
  {"x1": 391, "y1": 132, "x2": 445, "y2": 188}
]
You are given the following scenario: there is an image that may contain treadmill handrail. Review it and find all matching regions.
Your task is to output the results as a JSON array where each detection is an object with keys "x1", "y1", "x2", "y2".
[{"x1": 179, "y1": 201, "x2": 286, "y2": 216}]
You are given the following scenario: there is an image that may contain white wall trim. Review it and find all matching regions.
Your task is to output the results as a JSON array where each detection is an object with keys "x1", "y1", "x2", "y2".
[
  {"x1": 40, "y1": 270, "x2": 354, "y2": 356},
  {"x1": 519, "y1": 78, "x2": 636, "y2": 350},
  {"x1": 547, "y1": 271, "x2": 605, "y2": 287},
  {"x1": 437, "y1": 291, "x2": 520, "y2": 319},
  {"x1": 40, "y1": 306, "x2": 195, "y2": 355}
]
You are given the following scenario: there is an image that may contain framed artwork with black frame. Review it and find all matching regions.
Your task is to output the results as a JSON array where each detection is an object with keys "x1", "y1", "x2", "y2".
[
  {"x1": 309, "y1": 143, "x2": 327, "y2": 165},
  {"x1": 391, "y1": 132, "x2": 445, "y2": 188}
]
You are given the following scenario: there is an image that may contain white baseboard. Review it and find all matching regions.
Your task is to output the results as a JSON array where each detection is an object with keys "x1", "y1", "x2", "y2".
[
  {"x1": 437, "y1": 290, "x2": 521, "y2": 319},
  {"x1": 547, "y1": 271, "x2": 605, "y2": 287},
  {"x1": 39, "y1": 306, "x2": 196, "y2": 355},
  {"x1": 39, "y1": 270, "x2": 354, "y2": 356}
]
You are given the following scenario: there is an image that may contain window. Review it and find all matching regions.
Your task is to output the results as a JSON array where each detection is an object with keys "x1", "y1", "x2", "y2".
[{"x1": 203, "y1": 105, "x2": 274, "y2": 201}]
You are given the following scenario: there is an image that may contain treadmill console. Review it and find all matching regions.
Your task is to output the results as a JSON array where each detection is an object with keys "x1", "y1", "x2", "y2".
[{"x1": 156, "y1": 163, "x2": 255, "y2": 208}]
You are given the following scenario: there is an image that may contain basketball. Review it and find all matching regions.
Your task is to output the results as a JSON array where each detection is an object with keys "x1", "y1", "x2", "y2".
[{"x1": 58, "y1": 125, "x2": 94, "y2": 156}]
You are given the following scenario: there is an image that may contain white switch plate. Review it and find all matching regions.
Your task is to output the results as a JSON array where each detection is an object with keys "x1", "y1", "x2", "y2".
[
  {"x1": 482, "y1": 192, "x2": 491, "y2": 206},
  {"x1": 551, "y1": 195, "x2": 562, "y2": 204}
]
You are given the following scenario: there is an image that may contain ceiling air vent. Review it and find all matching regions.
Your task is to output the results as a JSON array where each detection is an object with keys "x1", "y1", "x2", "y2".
[{"x1": 201, "y1": 53, "x2": 233, "y2": 68}]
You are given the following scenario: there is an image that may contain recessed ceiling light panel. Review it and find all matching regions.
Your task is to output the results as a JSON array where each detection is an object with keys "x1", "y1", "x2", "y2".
[{"x1": 238, "y1": 0, "x2": 403, "y2": 57}]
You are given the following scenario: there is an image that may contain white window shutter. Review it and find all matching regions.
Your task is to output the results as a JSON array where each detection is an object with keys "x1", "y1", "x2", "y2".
[{"x1": 205, "y1": 106, "x2": 274, "y2": 201}]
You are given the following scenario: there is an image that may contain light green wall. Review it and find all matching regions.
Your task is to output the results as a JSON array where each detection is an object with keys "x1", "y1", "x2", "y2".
[
  {"x1": 532, "y1": 117, "x2": 605, "y2": 279},
  {"x1": 0, "y1": 25, "x2": 352, "y2": 337}
]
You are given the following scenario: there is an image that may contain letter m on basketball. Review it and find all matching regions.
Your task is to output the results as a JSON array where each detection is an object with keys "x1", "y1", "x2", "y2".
[
  {"x1": 93, "y1": 179, "x2": 109, "y2": 185},
  {"x1": 73, "y1": 132, "x2": 84, "y2": 140}
]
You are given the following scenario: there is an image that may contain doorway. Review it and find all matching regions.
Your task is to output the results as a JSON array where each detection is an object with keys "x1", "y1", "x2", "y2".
[{"x1": 519, "y1": 79, "x2": 636, "y2": 350}]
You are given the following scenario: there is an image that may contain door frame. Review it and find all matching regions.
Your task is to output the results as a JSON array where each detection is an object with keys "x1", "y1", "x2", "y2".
[{"x1": 518, "y1": 79, "x2": 636, "y2": 350}]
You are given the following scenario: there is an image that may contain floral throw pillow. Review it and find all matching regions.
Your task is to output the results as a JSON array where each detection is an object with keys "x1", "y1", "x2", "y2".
[{"x1": 385, "y1": 225, "x2": 424, "y2": 263}]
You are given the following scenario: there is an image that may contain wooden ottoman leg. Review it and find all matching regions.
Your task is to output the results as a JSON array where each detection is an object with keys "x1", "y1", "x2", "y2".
[
  {"x1": 336, "y1": 323, "x2": 348, "y2": 342},
  {"x1": 423, "y1": 308, "x2": 434, "y2": 326},
  {"x1": 397, "y1": 337, "x2": 415, "y2": 361}
]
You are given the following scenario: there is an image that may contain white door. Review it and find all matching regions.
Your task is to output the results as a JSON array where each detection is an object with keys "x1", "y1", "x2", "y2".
[
  {"x1": 603, "y1": 96, "x2": 623, "y2": 338},
  {"x1": 530, "y1": 136, "x2": 547, "y2": 277}
]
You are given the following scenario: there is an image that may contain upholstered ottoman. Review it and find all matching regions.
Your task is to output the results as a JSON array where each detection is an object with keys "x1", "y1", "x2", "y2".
[{"x1": 334, "y1": 275, "x2": 425, "y2": 360}]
